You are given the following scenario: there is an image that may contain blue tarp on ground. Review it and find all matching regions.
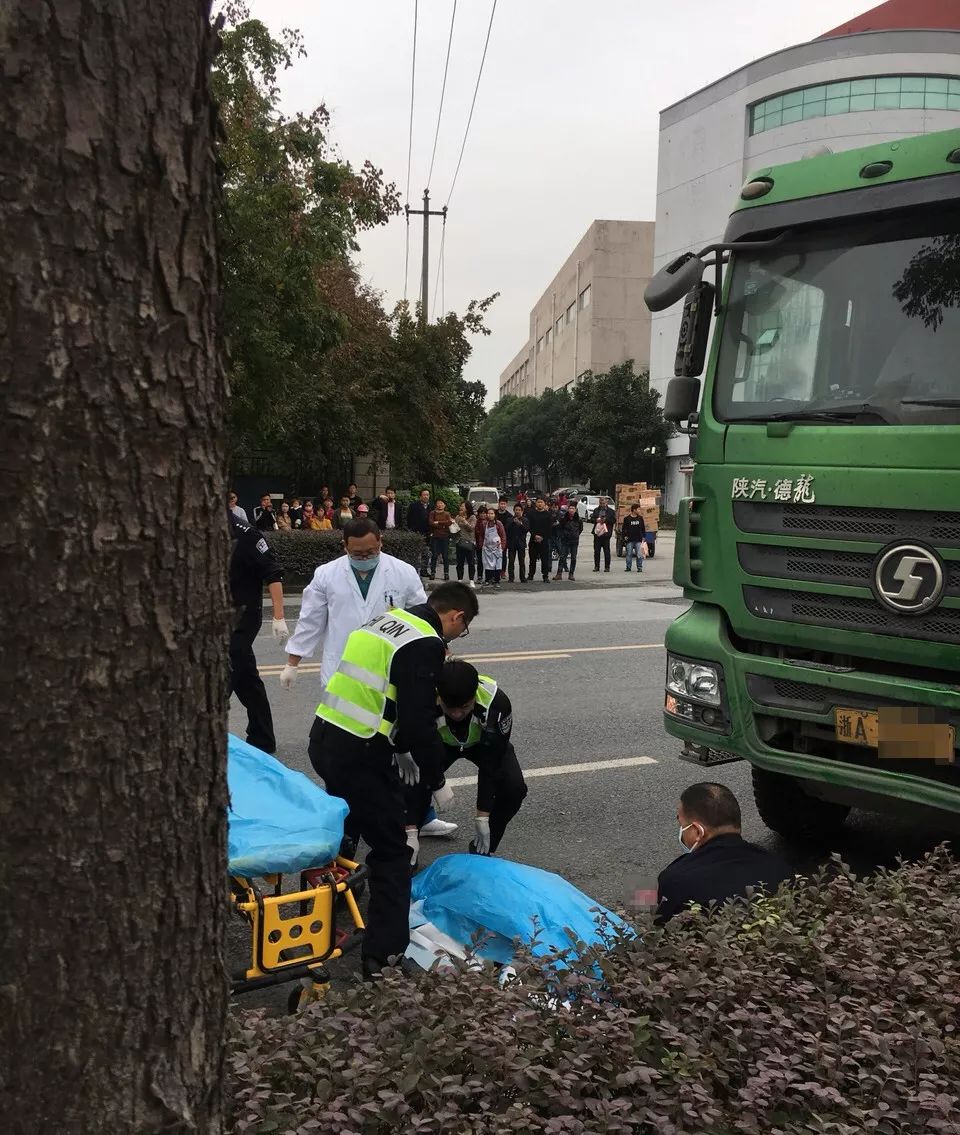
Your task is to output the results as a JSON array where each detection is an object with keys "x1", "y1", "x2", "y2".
[
  {"x1": 411, "y1": 854, "x2": 632, "y2": 965},
  {"x1": 227, "y1": 734, "x2": 347, "y2": 877}
]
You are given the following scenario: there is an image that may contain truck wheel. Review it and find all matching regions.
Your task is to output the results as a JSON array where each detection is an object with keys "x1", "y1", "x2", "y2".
[{"x1": 751, "y1": 767, "x2": 849, "y2": 841}]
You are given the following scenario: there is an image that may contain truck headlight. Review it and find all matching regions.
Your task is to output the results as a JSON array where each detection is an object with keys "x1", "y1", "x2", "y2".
[{"x1": 666, "y1": 655, "x2": 722, "y2": 707}]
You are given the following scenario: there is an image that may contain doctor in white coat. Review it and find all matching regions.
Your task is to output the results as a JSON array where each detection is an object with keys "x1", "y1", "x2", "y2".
[
  {"x1": 280, "y1": 516, "x2": 427, "y2": 691},
  {"x1": 281, "y1": 514, "x2": 458, "y2": 837}
]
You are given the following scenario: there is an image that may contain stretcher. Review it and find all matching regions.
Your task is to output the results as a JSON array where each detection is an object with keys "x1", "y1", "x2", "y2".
[{"x1": 227, "y1": 735, "x2": 365, "y2": 1010}]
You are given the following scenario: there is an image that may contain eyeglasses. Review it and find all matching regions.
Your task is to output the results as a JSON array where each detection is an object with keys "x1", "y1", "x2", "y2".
[
  {"x1": 454, "y1": 621, "x2": 470, "y2": 640},
  {"x1": 347, "y1": 548, "x2": 381, "y2": 560}
]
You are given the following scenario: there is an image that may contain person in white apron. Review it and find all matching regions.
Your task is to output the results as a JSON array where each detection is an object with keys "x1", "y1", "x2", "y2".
[{"x1": 479, "y1": 508, "x2": 506, "y2": 589}]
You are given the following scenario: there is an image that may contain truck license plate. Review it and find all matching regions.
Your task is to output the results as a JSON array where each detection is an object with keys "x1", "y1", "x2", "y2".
[
  {"x1": 834, "y1": 707, "x2": 877, "y2": 747},
  {"x1": 834, "y1": 706, "x2": 955, "y2": 762}
]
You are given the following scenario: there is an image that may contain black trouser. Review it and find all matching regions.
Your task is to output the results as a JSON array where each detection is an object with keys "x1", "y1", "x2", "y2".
[
  {"x1": 230, "y1": 603, "x2": 275, "y2": 754},
  {"x1": 558, "y1": 540, "x2": 578, "y2": 576},
  {"x1": 404, "y1": 742, "x2": 527, "y2": 853},
  {"x1": 593, "y1": 534, "x2": 612, "y2": 570},
  {"x1": 429, "y1": 537, "x2": 449, "y2": 577},
  {"x1": 528, "y1": 540, "x2": 551, "y2": 580},
  {"x1": 507, "y1": 544, "x2": 526, "y2": 582},
  {"x1": 456, "y1": 544, "x2": 476, "y2": 580},
  {"x1": 309, "y1": 719, "x2": 410, "y2": 964}
]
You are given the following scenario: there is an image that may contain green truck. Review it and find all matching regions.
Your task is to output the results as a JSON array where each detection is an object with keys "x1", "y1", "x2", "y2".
[{"x1": 644, "y1": 128, "x2": 960, "y2": 840}]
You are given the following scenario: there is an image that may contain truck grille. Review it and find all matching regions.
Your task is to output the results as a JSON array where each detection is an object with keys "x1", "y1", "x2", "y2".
[
  {"x1": 734, "y1": 502, "x2": 960, "y2": 547},
  {"x1": 743, "y1": 586, "x2": 960, "y2": 646},
  {"x1": 746, "y1": 673, "x2": 960, "y2": 726},
  {"x1": 738, "y1": 543, "x2": 960, "y2": 594}
]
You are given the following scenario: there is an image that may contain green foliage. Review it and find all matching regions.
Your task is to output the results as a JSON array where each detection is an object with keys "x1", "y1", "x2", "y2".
[
  {"x1": 480, "y1": 363, "x2": 671, "y2": 490},
  {"x1": 227, "y1": 848, "x2": 960, "y2": 1133},
  {"x1": 213, "y1": 7, "x2": 494, "y2": 484},
  {"x1": 409, "y1": 483, "x2": 464, "y2": 515},
  {"x1": 265, "y1": 529, "x2": 424, "y2": 578}
]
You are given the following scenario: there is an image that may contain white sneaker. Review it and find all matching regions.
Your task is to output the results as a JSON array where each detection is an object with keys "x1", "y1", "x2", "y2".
[
  {"x1": 420, "y1": 818, "x2": 459, "y2": 838},
  {"x1": 469, "y1": 579, "x2": 476, "y2": 589}
]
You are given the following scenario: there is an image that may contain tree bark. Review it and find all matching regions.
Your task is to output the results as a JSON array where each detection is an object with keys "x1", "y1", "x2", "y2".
[{"x1": 0, "y1": 3, "x2": 228, "y2": 1132}]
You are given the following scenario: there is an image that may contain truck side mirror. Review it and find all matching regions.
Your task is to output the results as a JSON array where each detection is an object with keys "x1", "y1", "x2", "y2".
[
  {"x1": 674, "y1": 281, "x2": 715, "y2": 377},
  {"x1": 663, "y1": 377, "x2": 702, "y2": 423},
  {"x1": 644, "y1": 252, "x2": 705, "y2": 312}
]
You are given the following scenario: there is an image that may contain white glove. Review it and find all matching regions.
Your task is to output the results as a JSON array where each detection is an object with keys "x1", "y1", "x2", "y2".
[
  {"x1": 393, "y1": 752, "x2": 420, "y2": 787},
  {"x1": 279, "y1": 664, "x2": 299, "y2": 690},
  {"x1": 272, "y1": 618, "x2": 290, "y2": 643},
  {"x1": 473, "y1": 816, "x2": 491, "y2": 856},
  {"x1": 405, "y1": 827, "x2": 420, "y2": 867},
  {"x1": 433, "y1": 783, "x2": 455, "y2": 813}
]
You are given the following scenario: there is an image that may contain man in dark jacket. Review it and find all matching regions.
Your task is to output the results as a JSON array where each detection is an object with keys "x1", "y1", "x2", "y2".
[
  {"x1": 229, "y1": 515, "x2": 289, "y2": 753},
  {"x1": 496, "y1": 497, "x2": 512, "y2": 573},
  {"x1": 591, "y1": 496, "x2": 616, "y2": 572},
  {"x1": 405, "y1": 488, "x2": 432, "y2": 576},
  {"x1": 253, "y1": 492, "x2": 279, "y2": 531},
  {"x1": 371, "y1": 486, "x2": 406, "y2": 532},
  {"x1": 554, "y1": 503, "x2": 583, "y2": 580},
  {"x1": 621, "y1": 503, "x2": 646, "y2": 573},
  {"x1": 506, "y1": 504, "x2": 529, "y2": 582},
  {"x1": 656, "y1": 783, "x2": 793, "y2": 924},
  {"x1": 526, "y1": 497, "x2": 555, "y2": 582}
]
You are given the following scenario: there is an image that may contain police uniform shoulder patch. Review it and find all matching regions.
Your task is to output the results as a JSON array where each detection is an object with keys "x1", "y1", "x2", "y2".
[
  {"x1": 256, "y1": 537, "x2": 269, "y2": 554},
  {"x1": 498, "y1": 711, "x2": 512, "y2": 734}
]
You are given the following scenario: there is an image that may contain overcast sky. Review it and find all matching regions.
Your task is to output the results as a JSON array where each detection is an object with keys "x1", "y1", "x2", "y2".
[{"x1": 248, "y1": 0, "x2": 875, "y2": 403}]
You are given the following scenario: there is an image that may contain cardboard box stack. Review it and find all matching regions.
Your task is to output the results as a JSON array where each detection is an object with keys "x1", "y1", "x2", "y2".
[{"x1": 615, "y1": 482, "x2": 660, "y2": 533}]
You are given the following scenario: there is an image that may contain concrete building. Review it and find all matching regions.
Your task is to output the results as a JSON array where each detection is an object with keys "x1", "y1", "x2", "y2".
[
  {"x1": 650, "y1": 0, "x2": 960, "y2": 511},
  {"x1": 499, "y1": 220, "x2": 654, "y2": 400}
]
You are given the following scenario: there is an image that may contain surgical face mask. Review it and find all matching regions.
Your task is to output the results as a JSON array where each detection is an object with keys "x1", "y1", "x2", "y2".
[
  {"x1": 678, "y1": 822, "x2": 702, "y2": 853},
  {"x1": 349, "y1": 553, "x2": 380, "y2": 573}
]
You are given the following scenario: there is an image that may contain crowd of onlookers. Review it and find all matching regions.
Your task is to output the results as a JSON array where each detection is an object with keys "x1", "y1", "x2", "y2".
[{"x1": 228, "y1": 484, "x2": 650, "y2": 587}]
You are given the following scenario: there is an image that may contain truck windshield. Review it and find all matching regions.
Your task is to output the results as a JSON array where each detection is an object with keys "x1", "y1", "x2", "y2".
[{"x1": 713, "y1": 211, "x2": 960, "y2": 425}]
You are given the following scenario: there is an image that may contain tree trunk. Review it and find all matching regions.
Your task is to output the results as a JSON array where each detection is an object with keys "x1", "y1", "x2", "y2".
[{"x1": 0, "y1": 4, "x2": 228, "y2": 1132}]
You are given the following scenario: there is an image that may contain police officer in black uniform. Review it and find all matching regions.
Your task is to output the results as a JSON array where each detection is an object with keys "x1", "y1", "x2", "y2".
[
  {"x1": 308, "y1": 582, "x2": 479, "y2": 980},
  {"x1": 229, "y1": 514, "x2": 289, "y2": 754},
  {"x1": 408, "y1": 660, "x2": 527, "y2": 856}
]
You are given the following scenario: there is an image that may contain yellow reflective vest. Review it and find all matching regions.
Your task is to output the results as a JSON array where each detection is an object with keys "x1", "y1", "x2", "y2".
[
  {"x1": 315, "y1": 609, "x2": 440, "y2": 742},
  {"x1": 436, "y1": 676, "x2": 498, "y2": 750}
]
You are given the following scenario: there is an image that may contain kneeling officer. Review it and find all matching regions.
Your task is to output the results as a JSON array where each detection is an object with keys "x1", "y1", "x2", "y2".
[
  {"x1": 427, "y1": 660, "x2": 528, "y2": 856},
  {"x1": 308, "y1": 582, "x2": 478, "y2": 979}
]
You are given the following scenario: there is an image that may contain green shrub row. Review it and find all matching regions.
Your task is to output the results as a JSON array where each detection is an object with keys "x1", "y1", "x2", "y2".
[
  {"x1": 265, "y1": 529, "x2": 426, "y2": 578},
  {"x1": 227, "y1": 849, "x2": 960, "y2": 1134}
]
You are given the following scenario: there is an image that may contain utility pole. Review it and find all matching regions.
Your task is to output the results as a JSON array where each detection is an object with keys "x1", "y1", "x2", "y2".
[{"x1": 406, "y1": 188, "x2": 447, "y2": 327}]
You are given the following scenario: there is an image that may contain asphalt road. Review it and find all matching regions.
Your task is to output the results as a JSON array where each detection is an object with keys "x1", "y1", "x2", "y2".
[{"x1": 229, "y1": 575, "x2": 955, "y2": 1009}]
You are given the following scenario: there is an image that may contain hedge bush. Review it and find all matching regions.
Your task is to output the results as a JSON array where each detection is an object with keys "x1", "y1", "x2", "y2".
[
  {"x1": 265, "y1": 529, "x2": 426, "y2": 578},
  {"x1": 226, "y1": 849, "x2": 960, "y2": 1134}
]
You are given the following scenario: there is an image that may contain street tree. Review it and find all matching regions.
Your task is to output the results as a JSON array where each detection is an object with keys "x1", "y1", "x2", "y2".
[
  {"x1": 1, "y1": 3, "x2": 228, "y2": 1132},
  {"x1": 563, "y1": 362, "x2": 672, "y2": 491}
]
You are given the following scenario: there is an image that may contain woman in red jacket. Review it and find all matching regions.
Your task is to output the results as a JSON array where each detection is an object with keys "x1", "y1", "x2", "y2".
[{"x1": 475, "y1": 507, "x2": 507, "y2": 589}]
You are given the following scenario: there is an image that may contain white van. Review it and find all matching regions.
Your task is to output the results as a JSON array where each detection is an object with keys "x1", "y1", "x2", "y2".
[{"x1": 467, "y1": 485, "x2": 501, "y2": 512}]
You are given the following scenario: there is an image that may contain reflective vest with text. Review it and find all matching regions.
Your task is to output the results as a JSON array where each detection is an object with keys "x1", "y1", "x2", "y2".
[{"x1": 437, "y1": 676, "x2": 498, "y2": 750}]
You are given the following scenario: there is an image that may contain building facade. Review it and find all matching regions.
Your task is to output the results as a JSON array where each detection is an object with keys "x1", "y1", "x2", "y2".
[
  {"x1": 650, "y1": 0, "x2": 960, "y2": 511},
  {"x1": 499, "y1": 220, "x2": 655, "y2": 400}
]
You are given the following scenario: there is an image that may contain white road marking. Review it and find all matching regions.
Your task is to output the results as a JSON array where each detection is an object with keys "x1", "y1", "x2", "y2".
[
  {"x1": 259, "y1": 640, "x2": 663, "y2": 675},
  {"x1": 444, "y1": 755, "x2": 657, "y2": 787}
]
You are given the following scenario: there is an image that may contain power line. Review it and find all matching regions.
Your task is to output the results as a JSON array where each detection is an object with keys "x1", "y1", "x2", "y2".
[
  {"x1": 403, "y1": 0, "x2": 419, "y2": 301},
  {"x1": 426, "y1": 0, "x2": 457, "y2": 190},
  {"x1": 432, "y1": 218, "x2": 447, "y2": 320},
  {"x1": 444, "y1": 0, "x2": 497, "y2": 207}
]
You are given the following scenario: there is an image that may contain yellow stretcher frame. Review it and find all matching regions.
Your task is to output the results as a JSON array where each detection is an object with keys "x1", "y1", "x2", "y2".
[{"x1": 230, "y1": 855, "x2": 366, "y2": 1009}]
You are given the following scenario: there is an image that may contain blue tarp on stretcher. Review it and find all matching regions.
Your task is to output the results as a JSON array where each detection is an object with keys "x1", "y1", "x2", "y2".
[
  {"x1": 411, "y1": 854, "x2": 632, "y2": 965},
  {"x1": 227, "y1": 734, "x2": 347, "y2": 877}
]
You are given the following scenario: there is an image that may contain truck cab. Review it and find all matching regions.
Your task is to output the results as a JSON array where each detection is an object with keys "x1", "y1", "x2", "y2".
[{"x1": 645, "y1": 128, "x2": 960, "y2": 840}]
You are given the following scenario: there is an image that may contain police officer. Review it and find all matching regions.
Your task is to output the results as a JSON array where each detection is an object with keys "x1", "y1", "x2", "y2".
[
  {"x1": 229, "y1": 515, "x2": 289, "y2": 754},
  {"x1": 408, "y1": 660, "x2": 527, "y2": 856},
  {"x1": 308, "y1": 581, "x2": 479, "y2": 980}
]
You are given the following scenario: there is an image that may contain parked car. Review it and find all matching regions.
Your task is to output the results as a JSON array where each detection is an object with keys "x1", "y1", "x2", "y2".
[
  {"x1": 577, "y1": 492, "x2": 612, "y2": 522},
  {"x1": 467, "y1": 485, "x2": 501, "y2": 512}
]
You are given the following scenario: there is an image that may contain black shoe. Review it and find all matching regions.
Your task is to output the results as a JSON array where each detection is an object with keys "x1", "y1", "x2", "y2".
[
  {"x1": 568, "y1": 575, "x2": 575, "y2": 581},
  {"x1": 593, "y1": 567, "x2": 599, "y2": 572},
  {"x1": 604, "y1": 568, "x2": 610, "y2": 573},
  {"x1": 625, "y1": 568, "x2": 631, "y2": 572},
  {"x1": 338, "y1": 835, "x2": 357, "y2": 860}
]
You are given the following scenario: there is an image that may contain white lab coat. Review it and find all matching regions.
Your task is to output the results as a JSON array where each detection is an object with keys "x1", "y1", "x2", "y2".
[{"x1": 285, "y1": 553, "x2": 428, "y2": 687}]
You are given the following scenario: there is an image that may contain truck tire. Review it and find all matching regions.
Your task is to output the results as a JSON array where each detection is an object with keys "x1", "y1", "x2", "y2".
[{"x1": 751, "y1": 766, "x2": 850, "y2": 841}]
